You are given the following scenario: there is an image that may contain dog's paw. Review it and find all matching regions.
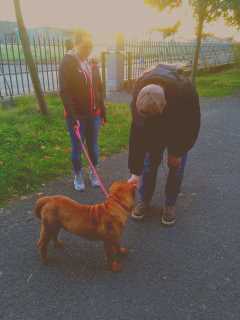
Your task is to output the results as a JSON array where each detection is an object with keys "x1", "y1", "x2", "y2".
[{"x1": 111, "y1": 261, "x2": 122, "y2": 272}]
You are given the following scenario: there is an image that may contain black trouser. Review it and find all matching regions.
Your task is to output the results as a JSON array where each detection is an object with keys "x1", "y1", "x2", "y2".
[{"x1": 139, "y1": 150, "x2": 188, "y2": 206}]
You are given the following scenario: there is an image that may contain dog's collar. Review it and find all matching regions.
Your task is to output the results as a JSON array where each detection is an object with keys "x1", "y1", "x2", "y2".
[{"x1": 108, "y1": 195, "x2": 131, "y2": 213}]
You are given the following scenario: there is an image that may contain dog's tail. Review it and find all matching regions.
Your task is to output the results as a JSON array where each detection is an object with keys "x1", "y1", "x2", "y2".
[{"x1": 34, "y1": 196, "x2": 51, "y2": 219}]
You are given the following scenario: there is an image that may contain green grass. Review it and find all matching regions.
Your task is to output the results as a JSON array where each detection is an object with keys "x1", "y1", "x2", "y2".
[
  {"x1": 0, "y1": 97, "x2": 130, "y2": 205},
  {"x1": 196, "y1": 67, "x2": 240, "y2": 97},
  {"x1": 0, "y1": 67, "x2": 239, "y2": 206}
]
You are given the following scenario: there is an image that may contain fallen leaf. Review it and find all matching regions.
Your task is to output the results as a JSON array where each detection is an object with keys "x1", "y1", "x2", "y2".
[{"x1": 27, "y1": 273, "x2": 33, "y2": 283}]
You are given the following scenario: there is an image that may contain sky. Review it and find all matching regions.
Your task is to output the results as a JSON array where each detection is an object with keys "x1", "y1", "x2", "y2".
[{"x1": 1, "y1": 0, "x2": 239, "y2": 42}]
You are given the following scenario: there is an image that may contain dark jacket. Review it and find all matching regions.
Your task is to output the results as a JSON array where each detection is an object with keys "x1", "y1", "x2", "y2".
[
  {"x1": 59, "y1": 51, "x2": 106, "y2": 120},
  {"x1": 128, "y1": 64, "x2": 201, "y2": 175}
]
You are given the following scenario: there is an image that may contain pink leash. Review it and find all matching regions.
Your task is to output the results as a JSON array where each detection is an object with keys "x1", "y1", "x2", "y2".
[{"x1": 74, "y1": 121, "x2": 109, "y2": 198}]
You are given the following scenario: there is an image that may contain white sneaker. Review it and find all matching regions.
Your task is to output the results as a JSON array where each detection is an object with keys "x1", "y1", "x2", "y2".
[
  {"x1": 89, "y1": 169, "x2": 100, "y2": 188},
  {"x1": 74, "y1": 172, "x2": 85, "y2": 191}
]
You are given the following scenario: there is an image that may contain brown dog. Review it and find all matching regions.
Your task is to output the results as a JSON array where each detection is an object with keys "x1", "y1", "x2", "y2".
[{"x1": 34, "y1": 181, "x2": 136, "y2": 272}]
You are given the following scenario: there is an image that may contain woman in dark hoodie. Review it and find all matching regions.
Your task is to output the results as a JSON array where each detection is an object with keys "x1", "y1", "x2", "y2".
[{"x1": 59, "y1": 31, "x2": 106, "y2": 191}]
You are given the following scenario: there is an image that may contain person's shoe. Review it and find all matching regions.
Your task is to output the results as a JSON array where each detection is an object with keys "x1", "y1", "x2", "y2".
[
  {"x1": 89, "y1": 170, "x2": 100, "y2": 188},
  {"x1": 131, "y1": 201, "x2": 149, "y2": 220},
  {"x1": 161, "y1": 206, "x2": 176, "y2": 226},
  {"x1": 74, "y1": 172, "x2": 85, "y2": 191}
]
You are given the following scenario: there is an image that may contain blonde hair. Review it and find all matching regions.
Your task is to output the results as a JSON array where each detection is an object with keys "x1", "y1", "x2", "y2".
[{"x1": 74, "y1": 30, "x2": 92, "y2": 45}]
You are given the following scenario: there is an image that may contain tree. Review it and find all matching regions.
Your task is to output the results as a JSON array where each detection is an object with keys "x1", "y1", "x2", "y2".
[
  {"x1": 145, "y1": 0, "x2": 240, "y2": 83},
  {"x1": 151, "y1": 21, "x2": 181, "y2": 39},
  {"x1": 223, "y1": 0, "x2": 240, "y2": 28},
  {"x1": 201, "y1": 32, "x2": 216, "y2": 40},
  {"x1": 13, "y1": 0, "x2": 48, "y2": 115}
]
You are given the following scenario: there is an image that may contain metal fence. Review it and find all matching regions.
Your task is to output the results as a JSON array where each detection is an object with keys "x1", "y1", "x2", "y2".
[
  {"x1": 0, "y1": 34, "x2": 238, "y2": 98},
  {"x1": 0, "y1": 34, "x2": 65, "y2": 97},
  {"x1": 0, "y1": 34, "x2": 108, "y2": 98},
  {"x1": 124, "y1": 39, "x2": 236, "y2": 80}
]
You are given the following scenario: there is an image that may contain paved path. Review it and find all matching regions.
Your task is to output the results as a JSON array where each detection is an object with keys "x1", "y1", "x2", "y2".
[{"x1": 1, "y1": 95, "x2": 240, "y2": 320}]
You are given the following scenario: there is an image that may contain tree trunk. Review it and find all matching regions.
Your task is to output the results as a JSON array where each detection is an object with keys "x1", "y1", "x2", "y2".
[
  {"x1": 13, "y1": 0, "x2": 48, "y2": 115},
  {"x1": 191, "y1": 14, "x2": 204, "y2": 84}
]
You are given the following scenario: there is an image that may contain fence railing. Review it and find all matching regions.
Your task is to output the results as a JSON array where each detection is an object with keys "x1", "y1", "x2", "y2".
[
  {"x1": 124, "y1": 39, "x2": 236, "y2": 80},
  {"x1": 0, "y1": 34, "x2": 65, "y2": 97},
  {"x1": 0, "y1": 34, "x2": 238, "y2": 98},
  {"x1": 0, "y1": 34, "x2": 108, "y2": 98}
]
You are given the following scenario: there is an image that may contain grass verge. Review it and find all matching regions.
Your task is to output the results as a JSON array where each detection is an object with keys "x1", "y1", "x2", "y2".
[
  {"x1": 0, "y1": 96, "x2": 130, "y2": 205},
  {"x1": 196, "y1": 67, "x2": 240, "y2": 97}
]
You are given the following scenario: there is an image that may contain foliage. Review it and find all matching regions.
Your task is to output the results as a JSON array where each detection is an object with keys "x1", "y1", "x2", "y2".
[
  {"x1": 151, "y1": 21, "x2": 181, "y2": 38},
  {"x1": 144, "y1": 0, "x2": 240, "y2": 32},
  {"x1": 222, "y1": 0, "x2": 240, "y2": 29},
  {"x1": 145, "y1": 0, "x2": 181, "y2": 11}
]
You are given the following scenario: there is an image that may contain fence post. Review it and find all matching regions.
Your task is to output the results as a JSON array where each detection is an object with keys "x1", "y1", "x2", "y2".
[
  {"x1": 101, "y1": 51, "x2": 106, "y2": 99},
  {"x1": 106, "y1": 33, "x2": 125, "y2": 95},
  {"x1": 127, "y1": 52, "x2": 133, "y2": 81}
]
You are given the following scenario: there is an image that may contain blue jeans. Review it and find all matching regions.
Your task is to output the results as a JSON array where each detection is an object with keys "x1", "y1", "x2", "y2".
[
  {"x1": 66, "y1": 116, "x2": 101, "y2": 174},
  {"x1": 139, "y1": 151, "x2": 188, "y2": 206}
]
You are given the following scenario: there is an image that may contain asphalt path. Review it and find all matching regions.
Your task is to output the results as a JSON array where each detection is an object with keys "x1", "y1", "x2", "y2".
[{"x1": 1, "y1": 94, "x2": 240, "y2": 320}]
